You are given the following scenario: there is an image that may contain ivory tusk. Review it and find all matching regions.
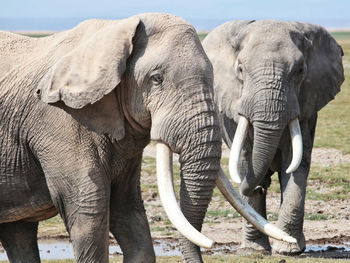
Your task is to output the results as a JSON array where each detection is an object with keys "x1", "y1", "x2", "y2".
[
  {"x1": 216, "y1": 167, "x2": 297, "y2": 243},
  {"x1": 229, "y1": 116, "x2": 249, "y2": 183},
  {"x1": 156, "y1": 142, "x2": 214, "y2": 249},
  {"x1": 286, "y1": 118, "x2": 303, "y2": 174}
]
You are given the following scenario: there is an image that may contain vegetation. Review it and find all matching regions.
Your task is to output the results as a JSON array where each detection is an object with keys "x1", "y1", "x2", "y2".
[
  {"x1": 197, "y1": 32, "x2": 208, "y2": 41},
  {"x1": 330, "y1": 31, "x2": 350, "y2": 41}
]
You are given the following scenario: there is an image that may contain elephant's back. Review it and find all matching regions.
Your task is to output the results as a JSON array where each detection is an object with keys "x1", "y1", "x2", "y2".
[{"x1": 0, "y1": 31, "x2": 40, "y2": 78}]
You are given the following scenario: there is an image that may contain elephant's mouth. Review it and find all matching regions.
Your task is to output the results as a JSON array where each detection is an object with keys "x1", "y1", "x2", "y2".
[
  {"x1": 228, "y1": 116, "x2": 303, "y2": 184},
  {"x1": 155, "y1": 142, "x2": 297, "y2": 249}
]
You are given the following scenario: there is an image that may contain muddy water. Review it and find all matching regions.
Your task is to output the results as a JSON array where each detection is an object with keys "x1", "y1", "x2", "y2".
[{"x1": 0, "y1": 239, "x2": 349, "y2": 260}]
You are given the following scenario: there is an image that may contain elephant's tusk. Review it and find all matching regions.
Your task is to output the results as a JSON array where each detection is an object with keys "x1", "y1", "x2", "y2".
[
  {"x1": 286, "y1": 118, "x2": 303, "y2": 174},
  {"x1": 216, "y1": 167, "x2": 297, "y2": 243},
  {"x1": 156, "y1": 143, "x2": 214, "y2": 249},
  {"x1": 229, "y1": 116, "x2": 249, "y2": 183}
]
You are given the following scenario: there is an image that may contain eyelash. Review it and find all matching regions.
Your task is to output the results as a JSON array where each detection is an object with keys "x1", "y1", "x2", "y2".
[{"x1": 150, "y1": 73, "x2": 164, "y2": 85}]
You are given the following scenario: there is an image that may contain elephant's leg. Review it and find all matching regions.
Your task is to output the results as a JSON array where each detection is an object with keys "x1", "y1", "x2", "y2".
[
  {"x1": 238, "y1": 143, "x2": 272, "y2": 253},
  {"x1": 45, "y1": 169, "x2": 111, "y2": 263},
  {"x1": 110, "y1": 155, "x2": 155, "y2": 263},
  {"x1": 66, "y1": 208, "x2": 110, "y2": 262},
  {"x1": 240, "y1": 173, "x2": 272, "y2": 253},
  {"x1": 272, "y1": 115, "x2": 317, "y2": 255},
  {"x1": 0, "y1": 221, "x2": 40, "y2": 263},
  {"x1": 271, "y1": 169, "x2": 307, "y2": 255}
]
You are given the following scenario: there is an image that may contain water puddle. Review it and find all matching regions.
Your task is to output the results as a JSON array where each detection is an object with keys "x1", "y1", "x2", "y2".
[
  {"x1": 0, "y1": 239, "x2": 349, "y2": 260},
  {"x1": 305, "y1": 243, "x2": 350, "y2": 253}
]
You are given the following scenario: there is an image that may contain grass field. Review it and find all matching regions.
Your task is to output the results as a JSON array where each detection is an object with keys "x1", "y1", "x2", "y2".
[{"x1": 11, "y1": 31, "x2": 350, "y2": 262}]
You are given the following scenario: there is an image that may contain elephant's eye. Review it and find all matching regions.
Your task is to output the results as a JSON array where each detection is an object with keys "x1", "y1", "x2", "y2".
[
  {"x1": 151, "y1": 74, "x2": 164, "y2": 86},
  {"x1": 237, "y1": 64, "x2": 244, "y2": 81},
  {"x1": 296, "y1": 61, "x2": 306, "y2": 76}
]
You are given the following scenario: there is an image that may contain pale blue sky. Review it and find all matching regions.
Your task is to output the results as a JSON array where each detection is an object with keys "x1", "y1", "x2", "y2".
[{"x1": 1, "y1": 0, "x2": 350, "y2": 31}]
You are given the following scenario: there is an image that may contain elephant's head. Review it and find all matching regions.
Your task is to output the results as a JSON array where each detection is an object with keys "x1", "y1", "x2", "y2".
[
  {"x1": 36, "y1": 14, "x2": 296, "y2": 260},
  {"x1": 203, "y1": 20, "x2": 344, "y2": 196}
]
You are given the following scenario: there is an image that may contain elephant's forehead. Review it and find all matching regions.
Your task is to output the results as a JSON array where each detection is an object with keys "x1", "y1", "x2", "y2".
[
  {"x1": 138, "y1": 26, "x2": 205, "y2": 64},
  {"x1": 242, "y1": 22, "x2": 302, "y2": 57},
  {"x1": 246, "y1": 20, "x2": 303, "y2": 46},
  {"x1": 135, "y1": 13, "x2": 194, "y2": 37},
  {"x1": 250, "y1": 29, "x2": 292, "y2": 44},
  {"x1": 250, "y1": 20, "x2": 296, "y2": 34}
]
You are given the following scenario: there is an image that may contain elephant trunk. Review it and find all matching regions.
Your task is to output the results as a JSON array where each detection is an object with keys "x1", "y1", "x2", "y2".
[
  {"x1": 151, "y1": 81, "x2": 222, "y2": 261},
  {"x1": 177, "y1": 111, "x2": 222, "y2": 261},
  {"x1": 156, "y1": 143, "x2": 214, "y2": 248},
  {"x1": 239, "y1": 122, "x2": 284, "y2": 196}
]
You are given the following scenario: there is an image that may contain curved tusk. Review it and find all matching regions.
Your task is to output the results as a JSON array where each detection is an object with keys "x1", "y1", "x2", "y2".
[
  {"x1": 216, "y1": 167, "x2": 297, "y2": 243},
  {"x1": 156, "y1": 143, "x2": 214, "y2": 249},
  {"x1": 286, "y1": 118, "x2": 303, "y2": 174},
  {"x1": 229, "y1": 116, "x2": 249, "y2": 183}
]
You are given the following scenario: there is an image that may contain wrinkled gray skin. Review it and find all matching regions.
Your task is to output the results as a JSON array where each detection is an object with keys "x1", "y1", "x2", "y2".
[
  {"x1": 0, "y1": 14, "x2": 221, "y2": 263},
  {"x1": 203, "y1": 20, "x2": 344, "y2": 255}
]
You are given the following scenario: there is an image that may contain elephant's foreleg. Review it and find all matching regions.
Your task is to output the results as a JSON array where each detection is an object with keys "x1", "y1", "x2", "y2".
[
  {"x1": 240, "y1": 175, "x2": 272, "y2": 253},
  {"x1": 272, "y1": 169, "x2": 307, "y2": 255},
  {"x1": 45, "y1": 169, "x2": 111, "y2": 263},
  {"x1": 272, "y1": 115, "x2": 317, "y2": 255},
  {"x1": 67, "y1": 208, "x2": 110, "y2": 263},
  {"x1": 0, "y1": 221, "x2": 40, "y2": 263},
  {"x1": 109, "y1": 155, "x2": 155, "y2": 263}
]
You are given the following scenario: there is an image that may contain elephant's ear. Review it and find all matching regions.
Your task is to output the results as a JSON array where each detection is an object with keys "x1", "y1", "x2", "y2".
[
  {"x1": 294, "y1": 23, "x2": 344, "y2": 119},
  {"x1": 202, "y1": 20, "x2": 254, "y2": 122},
  {"x1": 37, "y1": 17, "x2": 141, "y2": 140}
]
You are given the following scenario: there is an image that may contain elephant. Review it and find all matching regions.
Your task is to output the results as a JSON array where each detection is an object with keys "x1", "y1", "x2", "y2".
[
  {"x1": 202, "y1": 20, "x2": 344, "y2": 255},
  {"x1": 0, "y1": 13, "x2": 295, "y2": 263}
]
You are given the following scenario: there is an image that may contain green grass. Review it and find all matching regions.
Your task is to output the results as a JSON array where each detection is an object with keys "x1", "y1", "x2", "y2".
[
  {"x1": 206, "y1": 209, "x2": 240, "y2": 218},
  {"x1": 38, "y1": 215, "x2": 67, "y2": 238},
  {"x1": 141, "y1": 156, "x2": 157, "y2": 175},
  {"x1": 331, "y1": 31, "x2": 350, "y2": 41},
  {"x1": 304, "y1": 212, "x2": 334, "y2": 220},
  {"x1": 22, "y1": 33, "x2": 51, "y2": 38},
  {"x1": 306, "y1": 163, "x2": 350, "y2": 201},
  {"x1": 141, "y1": 156, "x2": 181, "y2": 196},
  {"x1": 198, "y1": 32, "x2": 208, "y2": 41},
  {"x1": 263, "y1": 163, "x2": 350, "y2": 201}
]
